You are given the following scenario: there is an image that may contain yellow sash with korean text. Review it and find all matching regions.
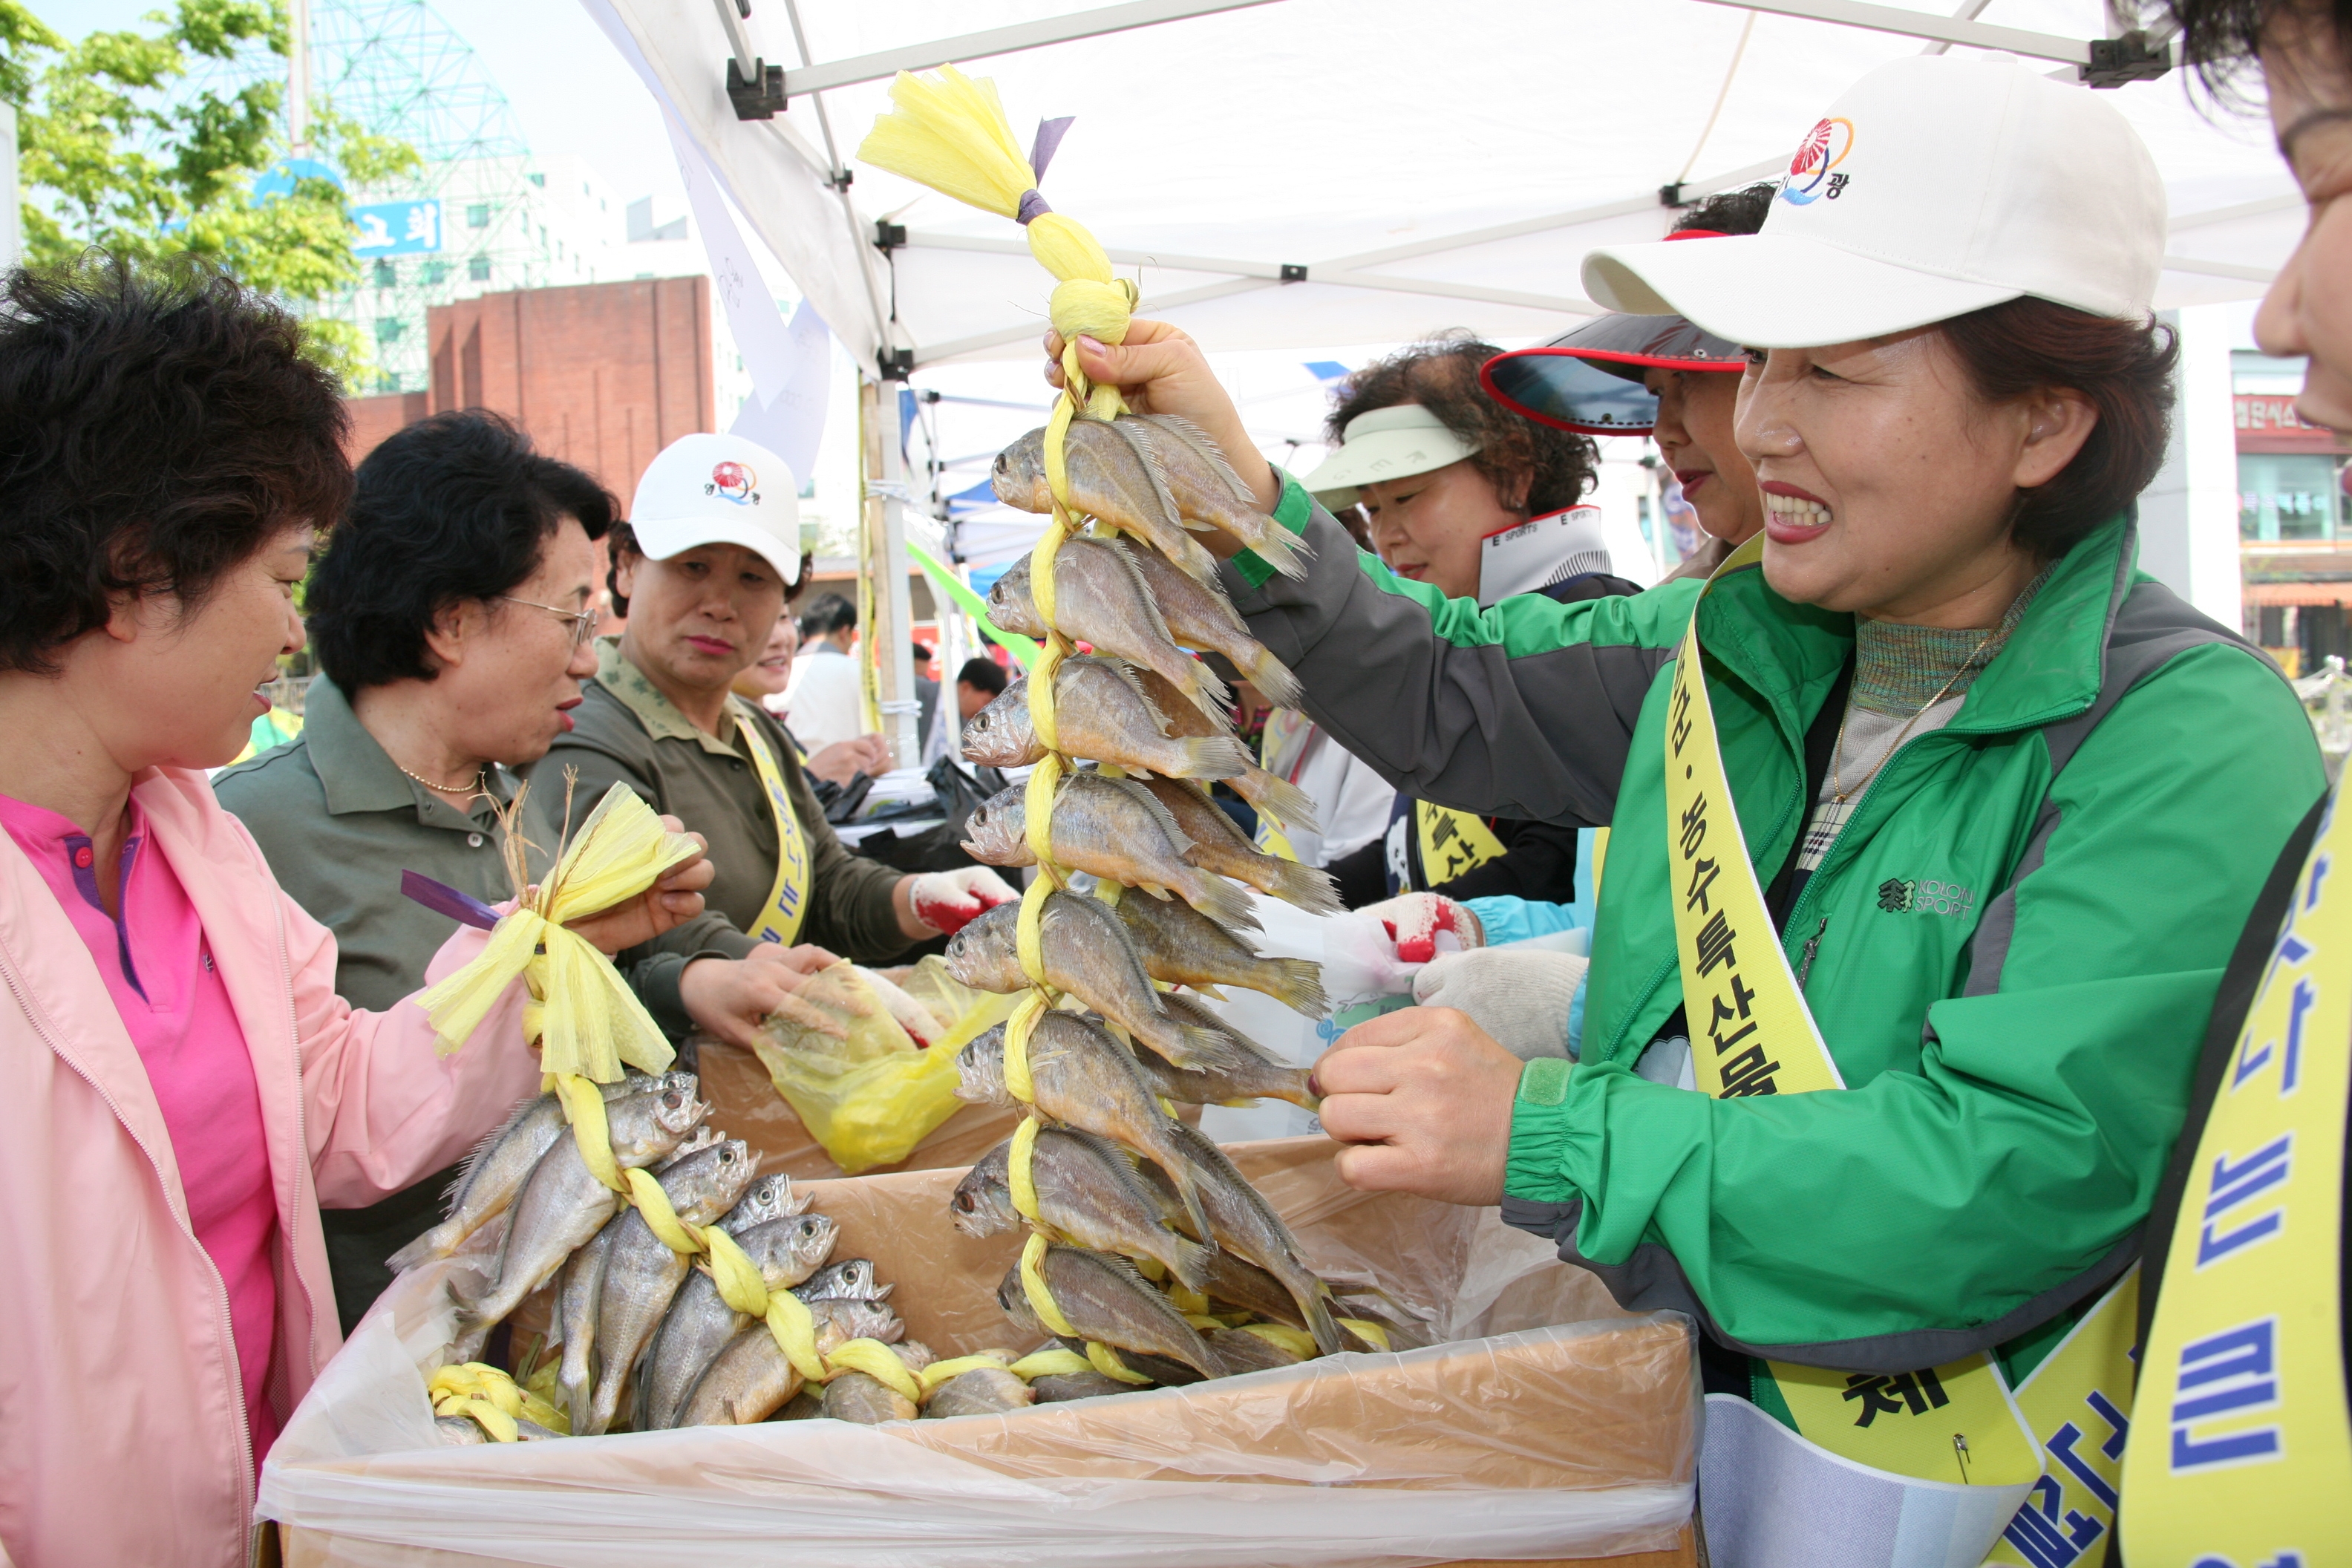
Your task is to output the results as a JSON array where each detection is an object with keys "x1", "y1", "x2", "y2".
[
  {"x1": 2117, "y1": 784, "x2": 2352, "y2": 1567},
  {"x1": 1666, "y1": 535, "x2": 2133, "y2": 1529},
  {"x1": 1416, "y1": 800, "x2": 1509, "y2": 888},
  {"x1": 733, "y1": 702, "x2": 814, "y2": 947}
]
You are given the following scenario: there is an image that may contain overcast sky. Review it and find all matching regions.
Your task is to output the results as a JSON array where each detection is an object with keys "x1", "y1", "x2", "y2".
[{"x1": 32, "y1": 0, "x2": 691, "y2": 217}]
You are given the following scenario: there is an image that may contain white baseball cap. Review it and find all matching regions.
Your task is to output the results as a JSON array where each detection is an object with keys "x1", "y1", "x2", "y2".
[
  {"x1": 1580, "y1": 53, "x2": 2166, "y2": 348},
  {"x1": 1300, "y1": 404, "x2": 1479, "y2": 509},
  {"x1": 627, "y1": 432, "x2": 803, "y2": 585}
]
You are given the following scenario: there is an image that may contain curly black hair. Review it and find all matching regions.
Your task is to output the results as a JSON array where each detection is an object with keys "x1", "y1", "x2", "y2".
[
  {"x1": 2141, "y1": 0, "x2": 2349, "y2": 99},
  {"x1": 1673, "y1": 181, "x2": 1777, "y2": 236},
  {"x1": 305, "y1": 410, "x2": 618, "y2": 690},
  {"x1": 0, "y1": 253, "x2": 351, "y2": 675},
  {"x1": 1327, "y1": 333, "x2": 1599, "y2": 516}
]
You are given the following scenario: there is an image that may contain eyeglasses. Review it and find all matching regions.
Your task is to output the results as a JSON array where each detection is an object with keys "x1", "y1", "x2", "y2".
[{"x1": 499, "y1": 595, "x2": 601, "y2": 651}]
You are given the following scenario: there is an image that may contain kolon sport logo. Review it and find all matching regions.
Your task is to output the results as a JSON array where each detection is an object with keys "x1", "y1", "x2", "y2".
[
  {"x1": 706, "y1": 460, "x2": 760, "y2": 506},
  {"x1": 1780, "y1": 117, "x2": 1855, "y2": 206}
]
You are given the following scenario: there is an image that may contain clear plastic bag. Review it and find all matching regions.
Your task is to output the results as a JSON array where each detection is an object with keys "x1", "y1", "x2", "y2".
[{"x1": 262, "y1": 1137, "x2": 1696, "y2": 1568}]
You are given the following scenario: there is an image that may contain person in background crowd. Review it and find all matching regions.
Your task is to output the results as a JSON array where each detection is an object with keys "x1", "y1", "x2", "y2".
[
  {"x1": 0, "y1": 257, "x2": 710, "y2": 1568},
  {"x1": 912, "y1": 639, "x2": 941, "y2": 752},
  {"x1": 529, "y1": 434, "x2": 1015, "y2": 1054},
  {"x1": 2113, "y1": 0, "x2": 2352, "y2": 1552},
  {"x1": 955, "y1": 654, "x2": 1008, "y2": 722},
  {"x1": 1484, "y1": 183, "x2": 1773, "y2": 584},
  {"x1": 1252, "y1": 706, "x2": 1396, "y2": 906},
  {"x1": 1299, "y1": 335, "x2": 1632, "y2": 923},
  {"x1": 734, "y1": 606, "x2": 888, "y2": 788},
  {"x1": 784, "y1": 591, "x2": 864, "y2": 751},
  {"x1": 213, "y1": 410, "x2": 615, "y2": 1335}
]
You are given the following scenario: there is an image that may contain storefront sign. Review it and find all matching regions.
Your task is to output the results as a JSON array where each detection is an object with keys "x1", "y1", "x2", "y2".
[{"x1": 2237, "y1": 394, "x2": 2349, "y2": 453}]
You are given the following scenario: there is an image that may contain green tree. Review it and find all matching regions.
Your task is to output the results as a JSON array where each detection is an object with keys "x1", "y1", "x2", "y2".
[{"x1": 6, "y1": 0, "x2": 419, "y2": 385}]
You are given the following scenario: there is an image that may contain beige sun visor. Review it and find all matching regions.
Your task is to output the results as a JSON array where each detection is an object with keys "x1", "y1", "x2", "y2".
[{"x1": 1298, "y1": 404, "x2": 1480, "y2": 509}]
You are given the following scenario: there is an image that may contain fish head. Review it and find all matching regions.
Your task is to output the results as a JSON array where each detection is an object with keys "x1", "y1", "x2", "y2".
[
  {"x1": 815, "y1": 1298, "x2": 904, "y2": 1345},
  {"x1": 996, "y1": 1264, "x2": 1053, "y2": 1343},
  {"x1": 953, "y1": 1025, "x2": 1011, "y2": 1105},
  {"x1": 958, "y1": 785, "x2": 1031, "y2": 866},
  {"x1": 803, "y1": 1257, "x2": 878, "y2": 1300},
  {"x1": 603, "y1": 1084, "x2": 707, "y2": 1157},
  {"x1": 949, "y1": 1140, "x2": 1017, "y2": 1237},
  {"x1": 655, "y1": 1085, "x2": 708, "y2": 1137},
  {"x1": 783, "y1": 1213, "x2": 839, "y2": 1278},
  {"x1": 983, "y1": 556, "x2": 1033, "y2": 624},
  {"x1": 653, "y1": 1137, "x2": 755, "y2": 1220},
  {"x1": 959, "y1": 678, "x2": 1035, "y2": 766},
  {"x1": 661, "y1": 1071, "x2": 699, "y2": 1099},
  {"x1": 992, "y1": 431, "x2": 1049, "y2": 510},
  {"x1": 720, "y1": 1174, "x2": 794, "y2": 1230},
  {"x1": 942, "y1": 904, "x2": 1022, "y2": 992}
]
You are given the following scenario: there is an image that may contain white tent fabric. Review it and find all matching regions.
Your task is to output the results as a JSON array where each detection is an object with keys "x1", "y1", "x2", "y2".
[{"x1": 600, "y1": 0, "x2": 2298, "y2": 379}]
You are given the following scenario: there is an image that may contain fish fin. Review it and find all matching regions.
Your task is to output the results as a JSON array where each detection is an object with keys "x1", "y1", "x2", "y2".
[
  {"x1": 1080, "y1": 656, "x2": 1172, "y2": 734},
  {"x1": 1172, "y1": 735, "x2": 1251, "y2": 782},
  {"x1": 1246, "y1": 518, "x2": 1314, "y2": 581},
  {"x1": 1156, "y1": 992, "x2": 1275, "y2": 1062},
  {"x1": 1097, "y1": 774, "x2": 1195, "y2": 856},
  {"x1": 782, "y1": 1177, "x2": 814, "y2": 1216},
  {"x1": 1242, "y1": 645, "x2": 1304, "y2": 710},
  {"x1": 1134, "y1": 413, "x2": 1260, "y2": 506},
  {"x1": 1232, "y1": 766, "x2": 1321, "y2": 833},
  {"x1": 1165, "y1": 1231, "x2": 1218, "y2": 1296},
  {"x1": 1177, "y1": 872, "x2": 1260, "y2": 933},
  {"x1": 1157, "y1": 1154, "x2": 1216, "y2": 1248},
  {"x1": 1261, "y1": 855, "x2": 1345, "y2": 917},
  {"x1": 1091, "y1": 415, "x2": 1186, "y2": 534},
  {"x1": 1255, "y1": 957, "x2": 1330, "y2": 1019},
  {"x1": 1093, "y1": 535, "x2": 1183, "y2": 648}
]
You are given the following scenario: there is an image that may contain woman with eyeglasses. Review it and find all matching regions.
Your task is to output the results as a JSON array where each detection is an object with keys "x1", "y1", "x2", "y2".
[{"x1": 214, "y1": 408, "x2": 627, "y2": 1332}]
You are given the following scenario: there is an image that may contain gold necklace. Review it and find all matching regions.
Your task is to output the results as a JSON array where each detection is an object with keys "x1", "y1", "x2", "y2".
[
  {"x1": 1829, "y1": 624, "x2": 2005, "y2": 805},
  {"x1": 393, "y1": 758, "x2": 490, "y2": 800}
]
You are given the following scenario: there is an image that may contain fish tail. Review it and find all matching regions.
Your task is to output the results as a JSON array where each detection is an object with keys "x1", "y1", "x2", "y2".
[
  {"x1": 387, "y1": 1221, "x2": 457, "y2": 1274},
  {"x1": 1261, "y1": 958, "x2": 1330, "y2": 1019},
  {"x1": 1164, "y1": 1231, "x2": 1218, "y2": 1295},
  {"x1": 1261, "y1": 856, "x2": 1345, "y2": 917},
  {"x1": 1301, "y1": 1281, "x2": 1347, "y2": 1357},
  {"x1": 1270, "y1": 1067, "x2": 1322, "y2": 1111},
  {"x1": 1178, "y1": 656, "x2": 1233, "y2": 720},
  {"x1": 1163, "y1": 1154, "x2": 1215, "y2": 1246},
  {"x1": 1179, "y1": 870, "x2": 1261, "y2": 932},
  {"x1": 1244, "y1": 645, "x2": 1304, "y2": 710},
  {"x1": 1247, "y1": 518, "x2": 1314, "y2": 580},
  {"x1": 1234, "y1": 767, "x2": 1321, "y2": 833},
  {"x1": 1173, "y1": 735, "x2": 1251, "y2": 781}
]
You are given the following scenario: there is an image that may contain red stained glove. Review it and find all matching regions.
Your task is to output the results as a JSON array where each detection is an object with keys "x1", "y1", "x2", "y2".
[
  {"x1": 907, "y1": 867, "x2": 1020, "y2": 935},
  {"x1": 1356, "y1": 892, "x2": 1486, "y2": 964}
]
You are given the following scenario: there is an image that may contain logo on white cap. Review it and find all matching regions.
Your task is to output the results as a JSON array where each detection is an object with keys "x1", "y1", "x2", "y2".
[
  {"x1": 707, "y1": 460, "x2": 760, "y2": 506},
  {"x1": 1780, "y1": 117, "x2": 1856, "y2": 207}
]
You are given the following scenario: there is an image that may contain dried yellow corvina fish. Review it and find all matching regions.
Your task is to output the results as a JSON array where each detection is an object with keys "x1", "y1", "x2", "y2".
[{"x1": 416, "y1": 781, "x2": 701, "y2": 1082}]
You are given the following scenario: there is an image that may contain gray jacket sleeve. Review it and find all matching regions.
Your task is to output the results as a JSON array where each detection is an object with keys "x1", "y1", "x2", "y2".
[{"x1": 1222, "y1": 502, "x2": 1696, "y2": 829}]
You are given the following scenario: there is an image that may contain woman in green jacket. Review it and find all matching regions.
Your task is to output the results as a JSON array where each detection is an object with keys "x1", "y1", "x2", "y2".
[{"x1": 1050, "y1": 51, "x2": 2322, "y2": 1557}]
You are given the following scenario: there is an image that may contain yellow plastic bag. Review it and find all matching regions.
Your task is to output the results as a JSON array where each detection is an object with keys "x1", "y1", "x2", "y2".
[
  {"x1": 416, "y1": 780, "x2": 701, "y2": 1082},
  {"x1": 750, "y1": 959, "x2": 1022, "y2": 1174}
]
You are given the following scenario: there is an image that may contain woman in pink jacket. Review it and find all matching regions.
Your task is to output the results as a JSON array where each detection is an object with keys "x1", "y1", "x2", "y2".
[{"x1": 0, "y1": 259, "x2": 713, "y2": 1568}]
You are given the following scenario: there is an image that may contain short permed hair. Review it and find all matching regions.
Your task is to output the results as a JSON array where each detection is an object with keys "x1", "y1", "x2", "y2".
[
  {"x1": 0, "y1": 254, "x2": 351, "y2": 675},
  {"x1": 1940, "y1": 298, "x2": 2180, "y2": 558},
  {"x1": 306, "y1": 411, "x2": 618, "y2": 690},
  {"x1": 1673, "y1": 181, "x2": 1777, "y2": 237},
  {"x1": 1328, "y1": 333, "x2": 1600, "y2": 516}
]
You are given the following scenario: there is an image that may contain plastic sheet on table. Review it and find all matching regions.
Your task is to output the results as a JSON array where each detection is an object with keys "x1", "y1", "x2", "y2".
[{"x1": 263, "y1": 1137, "x2": 1697, "y2": 1568}]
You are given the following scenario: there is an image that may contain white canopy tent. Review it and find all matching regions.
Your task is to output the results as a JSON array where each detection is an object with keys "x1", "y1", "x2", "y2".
[{"x1": 587, "y1": 0, "x2": 2303, "y2": 751}]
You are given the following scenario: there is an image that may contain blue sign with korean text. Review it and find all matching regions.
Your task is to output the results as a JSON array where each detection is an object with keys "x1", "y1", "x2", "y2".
[{"x1": 351, "y1": 200, "x2": 442, "y2": 256}]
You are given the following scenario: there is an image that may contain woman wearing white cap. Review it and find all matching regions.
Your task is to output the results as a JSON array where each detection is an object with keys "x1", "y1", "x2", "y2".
[
  {"x1": 528, "y1": 433, "x2": 1015, "y2": 1055},
  {"x1": 1050, "y1": 52, "x2": 2322, "y2": 1558}
]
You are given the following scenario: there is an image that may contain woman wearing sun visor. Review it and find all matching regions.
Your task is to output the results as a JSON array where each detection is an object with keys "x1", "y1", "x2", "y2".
[
  {"x1": 526, "y1": 432, "x2": 1016, "y2": 1058},
  {"x1": 1483, "y1": 183, "x2": 1772, "y2": 583},
  {"x1": 1043, "y1": 52, "x2": 2323, "y2": 1560}
]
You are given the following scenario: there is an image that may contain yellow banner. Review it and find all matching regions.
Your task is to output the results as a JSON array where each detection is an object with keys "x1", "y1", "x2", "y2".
[
  {"x1": 2120, "y1": 787, "x2": 2352, "y2": 1564},
  {"x1": 736, "y1": 710, "x2": 813, "y2": 946},
  {"x1": 1417, "y1": 801, "x2": 1508, "y2": 888},
  {"x1": 1987, "y1": 1270, "x2": 2140, "y2": 1568},
  {"x1": 1664, "y1": 535, "x2": 2048, "y2": 1497}
]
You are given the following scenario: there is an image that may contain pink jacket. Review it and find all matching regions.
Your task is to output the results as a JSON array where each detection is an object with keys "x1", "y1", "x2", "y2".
[{"x1": 0, "y1": 768, "x2": 535, "y2": 1568}]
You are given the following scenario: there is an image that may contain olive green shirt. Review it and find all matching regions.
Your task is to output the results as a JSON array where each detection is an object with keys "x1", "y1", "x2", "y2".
[
  {"x1": 525, "y1": 638, "x2": 909, "y2": 1036},
  {"x1": 212, "y1": 674, "x2": 541, "y2": 1333}
]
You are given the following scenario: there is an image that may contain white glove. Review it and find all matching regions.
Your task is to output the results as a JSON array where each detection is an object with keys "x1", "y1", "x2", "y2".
[
  {"x1": 1411, "y1": 947, "x2": 1588, "y2": 1062},
  {"x1": 1355, "y1": 892, "x2": 1486, "y2": 964},
  {"x1": 906, "y1": 866, "x2": 1020, "y2": 935}
]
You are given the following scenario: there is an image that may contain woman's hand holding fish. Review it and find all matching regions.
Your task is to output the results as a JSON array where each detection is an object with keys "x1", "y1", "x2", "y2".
[
  {"x1": 1311, "y1": 1007, "x2": 1520, "y2": 1206},
  {"x1": 559, "y1": 819, "x2": 713, "y2": 956},
  {"x1": 680, "y1": 945, "x2": 852, "y2": 1049},
  {"x1": 1043, "y1": 318, "x2": 1281, "y2": 516}
]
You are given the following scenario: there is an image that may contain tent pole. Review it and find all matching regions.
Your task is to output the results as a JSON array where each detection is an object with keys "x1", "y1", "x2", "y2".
[{"x1": 859, "y1": 376, "x2": 922, "y2": 769}]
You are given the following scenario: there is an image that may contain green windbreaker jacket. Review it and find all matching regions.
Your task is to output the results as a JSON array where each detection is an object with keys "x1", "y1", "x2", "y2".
[{"x1": 1225, "y1": 480, "x2": 2324, "y2": 1371}]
